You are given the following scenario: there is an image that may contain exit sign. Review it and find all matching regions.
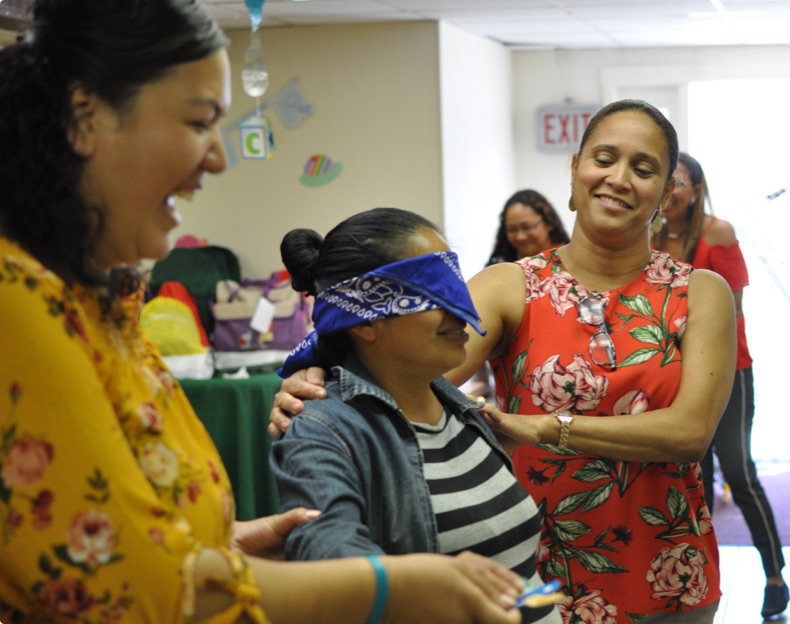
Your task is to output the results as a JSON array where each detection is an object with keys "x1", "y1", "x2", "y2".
[{"x1": 536, "y1": 103, "x2": 599, "y2": 154}]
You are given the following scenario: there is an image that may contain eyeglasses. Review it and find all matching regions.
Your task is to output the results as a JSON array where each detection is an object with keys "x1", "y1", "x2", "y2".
[
  {"x1": 505, "y1": 219, "x2": 543, "y2": 235},
  {"x1": 578, "y1": 292, "x2": 617, "y2": 370}
]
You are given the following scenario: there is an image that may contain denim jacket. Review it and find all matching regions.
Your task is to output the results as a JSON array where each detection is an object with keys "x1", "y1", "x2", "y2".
[{"x1": 270, "y1": 355, "x2": 512, "y2": 561}]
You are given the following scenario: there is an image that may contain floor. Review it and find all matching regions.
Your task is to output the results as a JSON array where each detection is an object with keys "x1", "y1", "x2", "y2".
[{"x1": 716, "y1": 546, "x2": 790, "y2": 624}]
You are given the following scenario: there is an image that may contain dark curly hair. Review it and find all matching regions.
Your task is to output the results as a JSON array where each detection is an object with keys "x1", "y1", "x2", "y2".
[
  {"x1": 281, "y1": 207, "x2": 442, "y2": 370},
  {"x1": 0, "y1": 0, "x2": 228, "y2": 301},
  {"x1": 486, "y1": 189, "x2": 570, "y2": 265}
]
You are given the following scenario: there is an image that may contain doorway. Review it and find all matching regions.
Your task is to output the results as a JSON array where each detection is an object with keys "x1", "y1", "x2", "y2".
[{"x1": 688, "y1": 78, "x2": 790, "y2": 461}]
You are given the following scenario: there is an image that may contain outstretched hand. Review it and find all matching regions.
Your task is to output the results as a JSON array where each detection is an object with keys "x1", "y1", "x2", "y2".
[
  {"x1": 268, "y1": 366, "x2": 328, "y2": 438},
  {"x1": 385, "y1": 551, "x2": 524, "y2": 623},
  {"x1": 231, "y1": 507, "x2": 321, "y2": 559}
]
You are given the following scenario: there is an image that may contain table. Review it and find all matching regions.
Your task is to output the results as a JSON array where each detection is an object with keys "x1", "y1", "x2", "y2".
[{"x1": 180, "y1": 372, "x2": 282, "y2": 520}]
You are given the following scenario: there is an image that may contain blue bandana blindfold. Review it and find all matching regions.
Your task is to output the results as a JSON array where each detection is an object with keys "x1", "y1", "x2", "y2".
[{"x1": 278, "y1": 251, "x2": 485, "y2": 378}]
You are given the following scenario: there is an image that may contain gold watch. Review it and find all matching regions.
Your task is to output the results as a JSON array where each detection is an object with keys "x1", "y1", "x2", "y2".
[{"x1": 555, "y1": 412, "x2": 574, "y2": 450}]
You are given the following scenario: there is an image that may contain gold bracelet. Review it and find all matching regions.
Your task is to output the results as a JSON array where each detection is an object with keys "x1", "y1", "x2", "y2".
[{"x1": 555, "y1": 411, "x2": 574, "y2": 450}]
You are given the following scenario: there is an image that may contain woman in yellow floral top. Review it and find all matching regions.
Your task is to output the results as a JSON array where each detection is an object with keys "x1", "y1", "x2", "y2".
[{"x1": 0, "y1": 1, "x2": 528, "y2": 622}]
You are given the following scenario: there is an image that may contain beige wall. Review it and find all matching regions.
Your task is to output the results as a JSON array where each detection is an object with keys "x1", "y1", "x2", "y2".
[{"x1": 174, "y1": 22, "x2": 445, "y2": 279}]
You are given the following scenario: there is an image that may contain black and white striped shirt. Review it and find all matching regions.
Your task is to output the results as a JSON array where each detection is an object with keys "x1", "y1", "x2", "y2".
[{"x1": 415, "y1": 412, "x2": 561, "y2": 624}]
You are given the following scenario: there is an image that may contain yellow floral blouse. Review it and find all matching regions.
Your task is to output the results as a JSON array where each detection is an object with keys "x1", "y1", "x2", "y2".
[{"x1": 0, "y1": 237, "x2": 268, "y2": 623}]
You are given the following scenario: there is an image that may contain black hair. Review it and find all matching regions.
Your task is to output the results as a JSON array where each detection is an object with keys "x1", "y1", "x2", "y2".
[
  {"x1": 281, "y1": 207, "x2": 441, "y2": 369},
  {"x1": 0, "y1": 0, "x2": 228, "y2": 297},
  {"x1": 486, "y1": 189, "x2": 570, "y2": 265},
  {"x1": 579, "y1": 99, "x2": 679, "y2": 182}
]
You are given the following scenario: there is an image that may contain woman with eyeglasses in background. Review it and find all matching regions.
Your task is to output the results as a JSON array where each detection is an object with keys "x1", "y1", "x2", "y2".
[
  {"x1": 486, "y1": 189, "x2": 570, "y2": 266},
  {"x1": 652, "y1": 152, "x2": 788, "y2": 620},
  {"x1": 272, "y1": 100, "x2": 737, "y2": 622}
]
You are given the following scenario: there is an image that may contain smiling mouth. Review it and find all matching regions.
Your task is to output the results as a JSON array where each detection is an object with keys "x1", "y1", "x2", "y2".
[{"x1": 596, "y1": 194, "x2": 632, "y2": 210}]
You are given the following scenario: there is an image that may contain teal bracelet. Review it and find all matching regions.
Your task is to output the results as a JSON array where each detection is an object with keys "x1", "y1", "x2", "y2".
[{"x1": 365, "y1": 554, "x2": 389, "y2": 624}]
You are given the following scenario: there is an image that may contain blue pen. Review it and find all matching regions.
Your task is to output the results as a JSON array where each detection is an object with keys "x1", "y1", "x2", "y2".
[{"x1": 516, "y1": 579, "x2": 562, "y2": 608}]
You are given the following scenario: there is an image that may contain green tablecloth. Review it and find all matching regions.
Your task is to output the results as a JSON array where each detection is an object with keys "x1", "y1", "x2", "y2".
[{"x1": 180, "y1": 373, "x2": 282, "y2": 520}]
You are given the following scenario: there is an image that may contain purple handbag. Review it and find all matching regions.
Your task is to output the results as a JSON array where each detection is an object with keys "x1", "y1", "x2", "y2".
[
  {"x1": 211, "y1": 280, "x2": 271, "y2": 351},
  {"x1": 241, "y1": 275, "x2": 313, "y2": 351}
]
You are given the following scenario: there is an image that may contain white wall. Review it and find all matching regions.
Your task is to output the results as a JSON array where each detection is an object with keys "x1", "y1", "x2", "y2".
[
  {"x1": 512, "y1": 45, "x2": 790, "y2": 236},
  {"x1": 438, "y1": 22, "x2": 515, "y2": 279}
]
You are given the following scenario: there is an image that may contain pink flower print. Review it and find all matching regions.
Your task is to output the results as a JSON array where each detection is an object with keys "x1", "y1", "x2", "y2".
[
  {"x1": 148, "y1": 526, "x2": 166, "y2": 545},
  {"x1": 66, "y1": 509, "x2": 119, "y2": 568},
  {"x1": 558, "y1": 588, "x2": 618, "y2": 624},
  {"x1": 647, "y1": 543, "x2": 709, "y2": 607},
  {"x1": 523, "y1": 270, "x2": 543, "y2": 303},
  {"x1": 646, "y1": 254, "x2": 693, "y2": 288},
  {"x1": 530, "y1": 354, "x2": 608, "y2": 413},
  {"x1": 530, "y1": 355, "x2": 577, "y2": 412},
  {"x1": 674, "y1": 315, "x2": 687, "y2": 339},
  {"x1": 518, "y1": 256, "x2": 549, "y2": 302},
  {"x1": 566, "y1": 354, "x2": 608, "y2": 411},
  {"x1": 187, "y1": 479, "x2": 201, "y2": 503},
  {"x1": 138, "y1": 402, "x2": 163, "y2": 433},
  {"x1": 38, "y1": 577, "x2": 94, "y2": 618},
  {"x1": 1, "y1": 437, "x2": 54, "y2": 488},
  {"x1": 6, "y1": 507, "x2": 23, "y2": 529},
  {"x1": 540, "y1": 271, "x2": 578, "y2": 317},
  {"x1": 613, "y1": 389, "x2": 650, "y2": 415},
  {"x1": 31, "y1": 489, "x2": 54, "y2": 530},
  {"x1": 523, "y1": 255, "x2": 549, "y2": 271}
]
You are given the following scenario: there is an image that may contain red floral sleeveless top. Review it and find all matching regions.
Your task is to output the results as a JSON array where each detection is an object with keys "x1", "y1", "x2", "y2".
[{"x1": 491, "y1": 249, "x2": 720, "y2": 623}]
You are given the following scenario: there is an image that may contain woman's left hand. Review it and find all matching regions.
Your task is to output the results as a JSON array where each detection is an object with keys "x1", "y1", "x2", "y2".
[
  {"x1": 477, "y1": 403, "x2": 543, "y2": 452},
  {"x1": 231, "y1": 507, "x2": 321, "y2": 559}
]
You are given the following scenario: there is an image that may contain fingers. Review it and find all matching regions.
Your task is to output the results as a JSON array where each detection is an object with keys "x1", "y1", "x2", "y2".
[
  {"x1": 455, "y1": 551, "x2": 523, "y2": 609},
  {"x1": 268, "y1": 405, "x2": 295, "y2": 438},
  {"x1": 304, "y1": 366, "x2": 327, "y2": 389},
  {"x1": 476, "y1": 402, "x2": 502, "y2": 422},
  {"x1": 269, "y1": 507, "x2": 321, "y2": 538},
  {"x1": 280, "y1": 368, "x2": 327, "y2": 400}
]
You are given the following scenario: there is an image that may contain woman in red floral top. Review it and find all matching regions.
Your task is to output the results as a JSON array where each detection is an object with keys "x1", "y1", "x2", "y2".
[{"x1": 465, "y1": 101, "x2": 736, "y2": 623}]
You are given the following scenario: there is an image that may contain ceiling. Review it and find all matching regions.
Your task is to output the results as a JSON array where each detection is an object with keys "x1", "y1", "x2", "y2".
[
  {"x1": 203, "y1": 0, "x2": 790, "y2": 50},
  {"x1": 4, "y1": 0, "x2": 790, "y2": 50}
]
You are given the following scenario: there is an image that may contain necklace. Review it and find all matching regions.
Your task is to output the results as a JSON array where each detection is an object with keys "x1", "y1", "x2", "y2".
[{"x1": 666, "y1": 230, "x2": 686, "y2": 240}]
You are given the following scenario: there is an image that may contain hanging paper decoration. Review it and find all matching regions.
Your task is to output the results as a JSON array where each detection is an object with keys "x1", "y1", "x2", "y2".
[
  {"x1": 240, "y1": 115, "x2": 276, "y2": 160},
  {"x1": 268, "y1": 78, "x2": 314, "y2": 128},
  {"x1": 300, "y1": 154, "x2": 342, "y2": 187}
]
